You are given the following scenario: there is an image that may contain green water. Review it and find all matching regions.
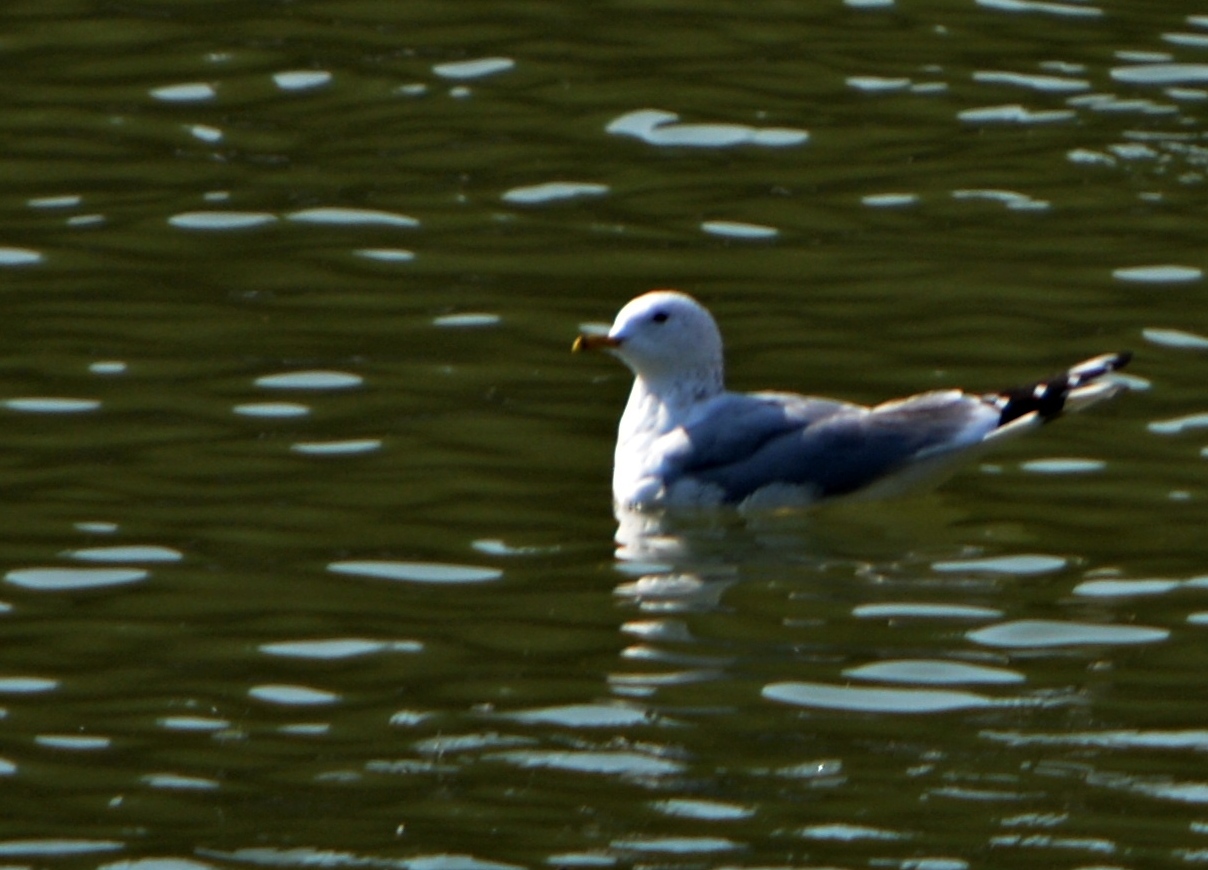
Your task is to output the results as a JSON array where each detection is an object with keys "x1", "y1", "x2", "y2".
[{"x1": 0, "y1": 1, "x2": 1207, "y2": 868}]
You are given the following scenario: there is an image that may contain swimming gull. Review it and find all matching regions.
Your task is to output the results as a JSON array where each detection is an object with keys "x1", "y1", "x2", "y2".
[{"x1": 573, "y1": 290, "x2": 1131, "y2": 510}]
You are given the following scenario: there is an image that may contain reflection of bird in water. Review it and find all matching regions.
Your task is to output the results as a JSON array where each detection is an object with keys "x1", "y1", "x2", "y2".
[{"x1": 575, "y1": 290, "x2": 1132, "y2": 514}]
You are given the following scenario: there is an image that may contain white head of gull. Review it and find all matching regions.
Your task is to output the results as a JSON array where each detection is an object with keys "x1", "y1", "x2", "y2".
[{"x1": 575, "y1": 289, "x2": 1131, "y2": 512}]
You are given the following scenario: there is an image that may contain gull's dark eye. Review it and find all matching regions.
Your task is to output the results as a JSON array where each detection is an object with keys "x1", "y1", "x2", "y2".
[{"x1": 651, "y1": 310, "x2": 670, "y2": 324}]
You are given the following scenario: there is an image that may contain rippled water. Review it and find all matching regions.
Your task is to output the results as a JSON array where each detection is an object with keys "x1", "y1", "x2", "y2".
[{"x1": 3, "y1": 1, "x2": 1208, "y2": 868}]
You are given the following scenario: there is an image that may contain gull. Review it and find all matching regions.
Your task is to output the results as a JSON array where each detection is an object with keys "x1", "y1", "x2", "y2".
[{"x1": 573, "y1": 290, "x2": 1131, "y2": 510}]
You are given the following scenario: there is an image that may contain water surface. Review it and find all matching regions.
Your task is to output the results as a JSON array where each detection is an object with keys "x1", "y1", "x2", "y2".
[{"x1": 1, "y1": 1, "x2": 1207, "y2": 868}]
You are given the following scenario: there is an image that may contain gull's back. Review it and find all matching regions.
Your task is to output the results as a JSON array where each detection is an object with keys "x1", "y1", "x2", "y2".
[{"x1": 661, "y1": 389, "x2": 1002, "y2": 506}]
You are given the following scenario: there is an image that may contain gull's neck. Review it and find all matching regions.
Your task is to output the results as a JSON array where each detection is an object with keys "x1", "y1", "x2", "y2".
[{"x1": 619, "y1": 364, "x2": 724, "y2": 440}]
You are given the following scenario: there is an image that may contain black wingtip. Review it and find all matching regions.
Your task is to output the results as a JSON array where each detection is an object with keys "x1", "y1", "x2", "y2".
[{"x1": 992, "y1": 351, "x2": 1132, "y2": 427}]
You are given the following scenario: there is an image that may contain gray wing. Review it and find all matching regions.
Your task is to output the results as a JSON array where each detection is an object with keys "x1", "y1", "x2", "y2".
[
  {"x1": 671, "y1": 391, "x2": 857, "y2": 470},
  {"x1": 673, "y1": 390, "x2": 1000, "y2": 502}
]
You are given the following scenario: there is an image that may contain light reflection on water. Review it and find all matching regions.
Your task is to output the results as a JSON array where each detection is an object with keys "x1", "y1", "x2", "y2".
[{"x1": 0, "y1": 0, "x2": 1206, "y2": 867}]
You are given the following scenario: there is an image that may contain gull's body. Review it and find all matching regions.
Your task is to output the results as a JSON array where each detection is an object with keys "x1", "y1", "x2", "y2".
[{"x1": 574, "y1": 290, "x2": 1131, "y2": 511}]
